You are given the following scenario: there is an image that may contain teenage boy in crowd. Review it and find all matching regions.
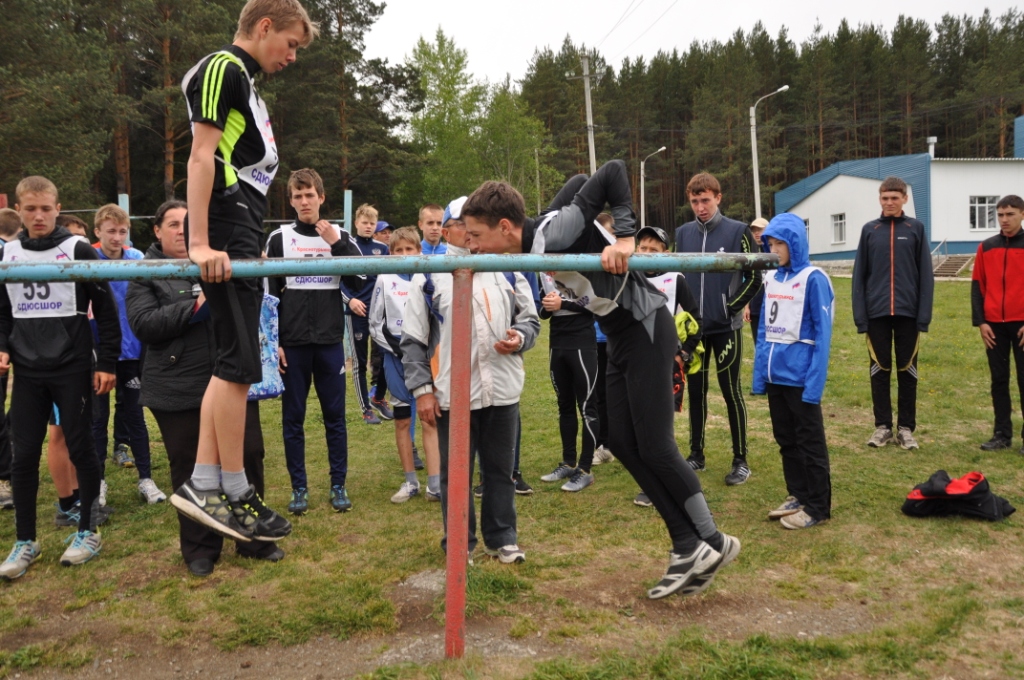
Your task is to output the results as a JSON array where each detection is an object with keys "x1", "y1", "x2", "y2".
[
  {"x1": 744, "y1": 217, "x2": 769, "y2": 352},
  {"x1": 91, "y1": 204, "x2": 166, "y2": 503},
  {"x1": 462, "y1": 161, "x2": 740, "y2": 598},
  {"x1": 0, "y1": 208, "x2": 20, "y2": 510},
  {"x1": 373, "y1": 220, "x2": 392, "y2": 245},
  {"x1": 171, "y1": 0, "x2": 316, "y2": 542},
  {"x1": 752, "y1": 214, "x2": 835, "y2": 530},
  {"x1": 538, "y1": 271, "x2": 599, "y2": 493},
  {"x1": 0, "y1": 176, "x2": 120, "y2": 580},
  {"x1": 633, "y1": 225, "x2": 703, "y2": 507},
  {"x1": 369, "y1": 227, "x2": 441, "y2": 503},
  {"x1": 267, "y1": 169, "x2": 362, "y2": 514},
  {"x1": 368, "y1": 221, "x2": 394, "y2": 420},
  {"x1": 341, "y1": 203, "x2": 391, "y2": 426},
  {"x1": 128, "y1": 200, "x2": 283, "y2": 576},
  {"x1": 590, "y1": 212, "x2": 615, "y2": 466},
  {"x1": 419, "y1": 204, "x2": 447, "y2": 255},
  {"x1": 675, "y1": 173, "x2": 761, "y2": 486},
  {"x1": 972, "y1": 195, "x2": 1024, "y2": 452},
  {"x1": 401, "y1": 198, "x2": 539, "y2": 564},
  {"x1": 852, "y1": 176, "x2": 933, "y2": 451}
]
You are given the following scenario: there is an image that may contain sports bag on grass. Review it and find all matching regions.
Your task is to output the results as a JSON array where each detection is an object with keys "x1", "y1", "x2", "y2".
[{"x1": 901, "y1": 470, "x2": 1015, "y2": 521}]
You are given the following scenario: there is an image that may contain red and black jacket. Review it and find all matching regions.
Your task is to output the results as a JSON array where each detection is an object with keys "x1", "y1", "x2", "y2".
[{"x1": 972, "y1": 229, "x2": 1024, "y2": 326}]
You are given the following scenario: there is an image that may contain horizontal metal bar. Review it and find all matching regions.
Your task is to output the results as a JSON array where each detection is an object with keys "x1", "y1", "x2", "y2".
[{"x1": 0, "y1": 253, "x2": 778, "y2": 283}]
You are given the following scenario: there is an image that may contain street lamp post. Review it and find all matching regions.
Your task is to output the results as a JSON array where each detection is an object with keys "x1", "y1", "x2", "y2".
[
  {"x1": 750, "y1": 84, "x2": 789, "y2": 220},
  {"x1": 640, "y1": 146, "x2": 666, "y2": 229}
]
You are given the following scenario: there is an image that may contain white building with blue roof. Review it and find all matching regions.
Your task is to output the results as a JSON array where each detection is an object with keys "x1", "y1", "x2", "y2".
[{"x1": 775, "y1": 122, "x2": 1024, "y2": 260}]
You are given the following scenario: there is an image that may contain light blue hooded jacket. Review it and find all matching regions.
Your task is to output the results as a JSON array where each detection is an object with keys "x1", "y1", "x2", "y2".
[{"x1": 752, "y1": 213, "x2": 834, "y2": 404}]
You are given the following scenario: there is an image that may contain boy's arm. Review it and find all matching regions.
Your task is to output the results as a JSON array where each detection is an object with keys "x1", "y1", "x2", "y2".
[
  {"x1": 331, "y1": 230, "x2": 365, "y2": 292},
  {"x1": 971, "y1": 242, "x2": 987, "y2": 327},
  {"x1": 186, "y1": 122, "x2": 230, "y2": 283},
  {"x1": 126, "y1": 281, "x2": 196, "y2": 345},
  {"x1": 916, "y1": 222, "x2": 934, "y2": 332},
  {"x1": 75, "y1": 242, "x2": 121, "y2": 377},
  {"x1": 676, "y1": 274, "x2": 703, "y2": 356},
  {"x1": 851, "y1": 225, "x2": 870, "y2": 332},
  {"x1": 802, "y1": 272, "x2": 835, "y2": 404},
  {"x1": 265, "y1": 231, "x2": 285, "y2": 299},
  {"x1": 0, "y1": 246, "x2": 11, "y2": 372},
  {"x1": 751, "y1": 311, "x2": 768, "y2": 396},
  {"x1": 509, "y1": 274, "x2": 540, "y2": 353},
  {"x1": 399, "y1": 276, "x2": 435, "y2": 395},
  {"x1": 367, "y1": 278, "x2": 387, "y2": 350},
  {"x1": 725, "y1": 226, "x2": 762, "y2": 313}
]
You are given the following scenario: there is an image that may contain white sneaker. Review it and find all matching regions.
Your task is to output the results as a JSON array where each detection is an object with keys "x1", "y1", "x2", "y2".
[
  {"x1": 60, "y1": 531, "x2": 102, "y2": 566},
  {"x1": 484, "y1": 544, "x2": 526, "y2": 564},
  {"x1": 0, "y1": 479, "x2": 13, "y2": 509},
  {"x1": 391, "y1": 481, "x2": 420, "y2": 504},
  {"x1": 138, "y1": 478, "x2": 167, "y2": 504},
  {"x1": 98, "y1": 479, "x2": 108, "y2": 507},
  {"x1": 592, "y1": 446, "x2": 616, "y2": 465},
  {"x1": 0, "y1": 540, "x2": 41, "y2": 580}
]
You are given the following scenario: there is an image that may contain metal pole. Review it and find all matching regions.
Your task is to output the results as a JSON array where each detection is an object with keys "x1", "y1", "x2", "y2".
[
  {"x1": 444, "y1": 268, "x2": 473, "y2": 659},
  {"x1": 344, "y1": 189, "x2": 353, "y2": 235},
  {"x1": 582, "y1": 56, "x2": 597, "y2": 175},
  {"x1": 640, "y1": 147, "x2": 666, "y2": 229},
  {"x1": 750, "y1": 104, "x2": 762, "y2": 221},
  {"x1": 534, "y1": 148, "x2": 542, "y2": 215}
]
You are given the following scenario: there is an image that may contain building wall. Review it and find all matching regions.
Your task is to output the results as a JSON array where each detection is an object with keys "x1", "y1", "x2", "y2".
[
  {"x1": 786, "y1": 175, "x2": 918, "y2": 259},
  {"x1": 930, "y1": 161, "x2": 1024, "y2": 252}
]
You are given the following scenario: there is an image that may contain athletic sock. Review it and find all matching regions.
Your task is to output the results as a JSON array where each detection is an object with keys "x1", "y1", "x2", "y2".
[
  {"x1": 428, "y1": 474, "x2": 440, "y2": 494},
  {"x1": 58, "y1": 495, "x2": 77, "y2": 512},
  {"x1": 71, "y1": 489, "x2": 80, "y2": 504},
  {"x1": 404, "y1": 471, "x2": 418, "y2": 485},
  {"x1": 704, "y1": 532, "x2": 725, "y2": 553},
  {"x1": 222, "y1": 470, "x2": 250, "y2": 501},
  {"x1": 190, "y1": 463, "x2": 221, "y2": 492}
]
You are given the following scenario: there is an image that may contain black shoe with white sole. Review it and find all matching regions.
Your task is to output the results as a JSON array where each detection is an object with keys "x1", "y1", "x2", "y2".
[{"x1": 170, "y1": 482, "x2": 253, "y2": 543}]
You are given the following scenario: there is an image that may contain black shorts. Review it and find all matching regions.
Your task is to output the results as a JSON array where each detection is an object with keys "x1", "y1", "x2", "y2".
[{"x1": 186, "y1": 218, "x2": 266, "y2": 384}]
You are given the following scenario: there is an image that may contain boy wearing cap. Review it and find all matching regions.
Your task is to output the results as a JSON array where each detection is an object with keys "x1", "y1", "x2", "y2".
[
  {"x1": 373, "y1": 220, "x2": 392, "y2": 245},
  {"x1": 401, "y1": 197, "x2": 539, "y2": 564},
  {"x1": 752, "y1": 213, "x2": 835, "y2": 529},
  {"x1": 461, "y1": 161, "x2": 740, "y2": 598},
  {"x1": 744, "y1": 218, "x2": 769, "y2": 349}
]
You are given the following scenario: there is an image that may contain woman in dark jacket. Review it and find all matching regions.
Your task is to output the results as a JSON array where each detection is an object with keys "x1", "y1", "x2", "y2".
[{"x1": 125, "y1": 200, "x2": 281, "y2": 576}]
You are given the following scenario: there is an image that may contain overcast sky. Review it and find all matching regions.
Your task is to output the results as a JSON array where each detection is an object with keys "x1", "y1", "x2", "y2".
[{"x1": 363, "y1": 1, "x2": 1020, "y2": 85}]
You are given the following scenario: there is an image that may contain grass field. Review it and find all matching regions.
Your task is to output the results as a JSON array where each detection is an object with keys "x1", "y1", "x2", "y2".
[{"x1": 1, "y1": 277, "x2": 1023, "y2": 679}]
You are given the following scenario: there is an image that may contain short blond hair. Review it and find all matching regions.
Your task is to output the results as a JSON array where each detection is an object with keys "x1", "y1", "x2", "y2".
[
  {"x1": 15, "y1": 176, "x2": 58, "y2": 203},
  {"x1": 355, "y1": 203, "x2": 378, "y2": 222},
  {"x1": 0, "y1": 208, "x2": 21, "y2": 239},
  {"x1": 235, "y1": 0, "x2": 319, "y2": 47},
  {"x1": 389, "y1": 227, "x2": 421, "y2": 252},
  {"x1": 94, "y1": 204, "x2": 130, "y2": 229}
]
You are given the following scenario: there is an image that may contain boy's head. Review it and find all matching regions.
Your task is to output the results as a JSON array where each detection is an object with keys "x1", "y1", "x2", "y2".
[
  {"x1": 94, "y1": 204, "x2": 131, "y2": 258},
  {"x1": 441, "y1": 197, "x2": 468, "y2": 248},
  {"x1": 996, "y1": 195, "x2": 1024, "y2": 236},
  {"x1": 354, "y1": 203, "x2": 378, "y2": 238},
  {"x1": 234, "y1": 0, "x2": 318, "y2": 73},
  {"x1": 762, "y1": 213, "x2": 810, "y2": 270},
  {"x1": 15, "y1": 176, "x2": 60, "y2": 239},
  {"x1": 767, "y1": 236, "x2": 790, "y2": 267},
  {"x1": 419, "y1": 204, "x2": 444, "y2": 246},
  {"x1": 687, "y1": 172, "x2": 722, "y2": 223},
  {"x1": 288, "y1": 168, "x2": 325, "y2": 223},
  {"x1": 373, "y1": 221, "x2": 392, "y2": 244},
  {"x1": 461, "y1": 181, "x2": 526, "y2": 254},
  {"x1": 878, "y1": 176, "x2": 908, "y2": 217},
  {"x1": 55, "y1": 214, "x2": 89, "y2": 238},
  {"x1": 389, "y1": 227, "x2": 422, "y2": 256},
  {"x1": 153, "y1": 199, "x2": 189, "y2": 259},
  {"x1": 0, "y1": 208, "x2": 22, "y2": 241},
  {"x1": 595, "y1": 212, "x2": 614, "y2": 235},
  {"x1": 636, "y1": 226, "x2": 669, "y2": 254},
  {"x1": 749, "y1": 217, "x2": 768, "y2": 241}
]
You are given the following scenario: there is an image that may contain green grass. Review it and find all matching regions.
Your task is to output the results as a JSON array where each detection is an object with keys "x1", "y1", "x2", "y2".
[{"x1": 1, "y1": 278, "x2": 1023, "y2": 678}]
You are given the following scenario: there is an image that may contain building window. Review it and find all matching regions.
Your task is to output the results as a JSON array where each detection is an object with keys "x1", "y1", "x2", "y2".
[
  {"x1": 831, "y1": 213, "x2": 846, "y2": 244},
  {"x1": 803, "y1": 218, "x2": 810, "y2": 243},
  {"x1": 970, "y1": 196, "x2": 1000, "y2": 230}
]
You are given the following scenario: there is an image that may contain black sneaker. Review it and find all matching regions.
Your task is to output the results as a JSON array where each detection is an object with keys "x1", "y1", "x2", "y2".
[
  {"x1": 170, "y1": 482, "x2": 253, "y2": 543},
  {"x1": 980, "y1": 436, "x2": 1012, "y2": 451},
  {"x1": 55, "y1": 499, "x2": 113, "y2": 530},
  {"x1": 370, "y1": 396, "x2": 395, "y2": 421},
  {"x1": 686, "y1": 455, "x2": 706, "y2": 472},
  {"x1": 231, "y1": 486, "x2": 292, "y2": 540},
  {"x1": 412, "y1": 446, "x2": 425, "y2": 471},
  {"x1": 725, "y1": 461, "x2": 751, "y2": 486},
  {"x1": 512, "y1": 471, "x2": 534, "y2": 495},
  {"x1": 473, "y1": 484, "x2": 484, "y2": 498}
]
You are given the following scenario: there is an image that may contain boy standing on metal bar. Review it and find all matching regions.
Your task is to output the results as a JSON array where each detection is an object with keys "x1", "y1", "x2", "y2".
[
  {"x1": 0, "y1": 176, "x2": 120, "y2": 579},
  {"x1": 462, "y1": 160, "x2": 740, "y2": 599},
  {"x1": 171, "y1": 0, "x2": 316, "y2": 542},
  {"x1": 401, "y1": 198, "x2": 539, "y2": 564}
]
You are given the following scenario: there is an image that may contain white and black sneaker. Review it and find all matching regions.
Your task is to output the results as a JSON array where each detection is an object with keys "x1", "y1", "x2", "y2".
[
  {"x1": 648, "y1": 542, "x2": 721, "y2": 599},
  {"x1": 724, "y1": 461, "x2": 751, "y2": 486},
  {"x1": 170, "y1": 482, "x2": 252, "y2": 543},
  {"x1": 540, "y1": 463, "x2": 576, "y2": 483},
  {"x1": 680, "y1": 533, "x2": 742, "y2": 596},
  {"x1": 484, "y1": 544, "x2": 526, "y2": 564}
]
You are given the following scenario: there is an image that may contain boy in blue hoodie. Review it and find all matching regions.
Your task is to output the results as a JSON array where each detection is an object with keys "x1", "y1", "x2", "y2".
[{"x1": 752, "y1": 213, "x2": 835, "y2": 529}]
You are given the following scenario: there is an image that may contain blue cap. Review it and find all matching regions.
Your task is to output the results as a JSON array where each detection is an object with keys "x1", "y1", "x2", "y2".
[
  {"x1": 375, "y1": 220, "x2": 392, "y2": 233},
  {"x1": 443, "y1": 197, "x2": 468, "y2": 226}
]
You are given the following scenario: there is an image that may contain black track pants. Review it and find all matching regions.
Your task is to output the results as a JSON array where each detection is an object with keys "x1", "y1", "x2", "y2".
[
  {"x1": 687, "y1": 329, "x2": 748, "y2": 463},
  {"x1": 549, "y1": 348, "x2": 599, "y2": 470},
  {"x1": 866, "y1": 315, "x2": 919, "y2": 431},
  {"x1": 767, "y1": 384, "x2": 831, "y2": 521},
  {"x1": 985, "y1": 321, "x2": 1024, "y2": 442}
]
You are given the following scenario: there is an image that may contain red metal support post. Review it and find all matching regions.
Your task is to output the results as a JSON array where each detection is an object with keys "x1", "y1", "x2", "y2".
[{"x1": 445, "y1": 268, "x2": 473, "y2": 658}]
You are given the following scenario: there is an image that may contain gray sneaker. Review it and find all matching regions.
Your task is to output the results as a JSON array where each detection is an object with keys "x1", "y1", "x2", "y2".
[
  {"x1": 867, "y1": 426, "x2": 893, "y2": 447},
  {"x1": 484, "y1": 544, "x2": 526, "y2": 564},
  {"x1": 60, "y1": 530, "x2": 102, "y2": 566},
  {"x1": 767, "y1": 496, "x2": 803, "y2": 520},
  {"x1": 540, "y1": 463, "x2": 576, "y2": 482},
  {"x1": 634, "y1": 491, "x2": 653, "y2": 507},
  {"x1": 592, "y1": 446, "x2": 615, "y2": 465},
  {"x1": 896, "y1": 427, "x2": 919, "y2": 450},
  {"x1": 680, "y1": 533, "x2": 742, "y2": 596},
  {"x1": 0, "y1": 540, "x2": 41, "y2": 581},
  {"x1": 0, "y1": 479, "x2": 13, "y2": 510},
  {"x1": 561, "y1": 469, "x2": 594, "y2": 492},
  {"x1": 647, "y1": 541, "x2": 721, "y2": 600}
]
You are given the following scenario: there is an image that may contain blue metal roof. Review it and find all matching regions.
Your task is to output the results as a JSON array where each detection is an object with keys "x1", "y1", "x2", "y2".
[{"x1": 774, "y1": 154, "x2": 932, "y2": 242}]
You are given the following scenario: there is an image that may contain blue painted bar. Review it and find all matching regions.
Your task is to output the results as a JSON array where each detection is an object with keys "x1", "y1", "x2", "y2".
[{"x1": 0, "y1": 253, "x2": 778, "y2": 283}]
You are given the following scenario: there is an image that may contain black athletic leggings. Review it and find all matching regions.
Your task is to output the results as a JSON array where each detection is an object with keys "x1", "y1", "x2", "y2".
[
  {"x1": 687, "y1": 329, "x2": 748, "y2": 462},
  {"x1": 604, "y1": 307, "x2": 723, "y2": 555},
  {"x1": 549, "y1": 348, "x2": 599, "y2": 470},
  {"x1": 11, "y1": 371, "x2": 100, "y2": 539},
  {"x1": 866, "y1": 315, "x2": 919, "y2": 431}
]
